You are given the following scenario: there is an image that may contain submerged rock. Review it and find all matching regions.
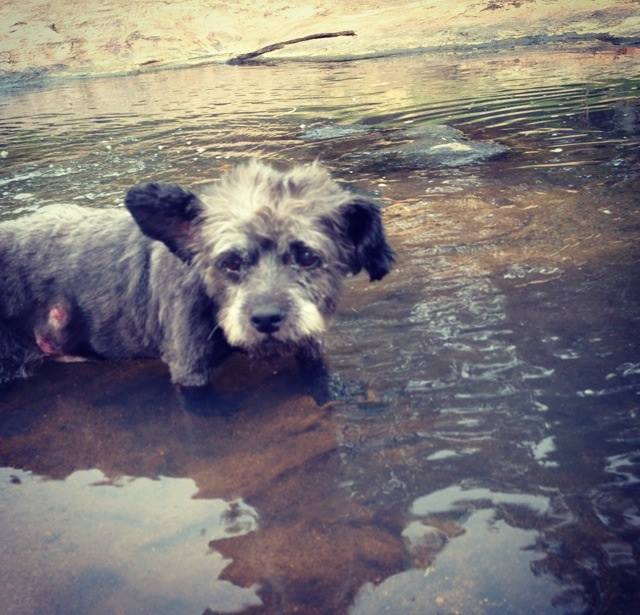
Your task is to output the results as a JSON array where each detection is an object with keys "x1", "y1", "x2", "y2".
[
  {"x1": 401, "y1": 521, "x2": 449, "y2": 568},
  {"x1": 360, "y1": 124, "x2": 508, "y2": 170},
  {"x1": 402, "y1": 521, "x2": 448, "y2": 553},
  {"x1": 300, "y1": 121, "x2": 508, "y2": 170}
]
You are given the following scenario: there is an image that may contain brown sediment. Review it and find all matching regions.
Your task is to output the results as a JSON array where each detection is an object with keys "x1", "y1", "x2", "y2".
[{"x1": 0, "y1": 355, "x2": 407, "y2": 612}]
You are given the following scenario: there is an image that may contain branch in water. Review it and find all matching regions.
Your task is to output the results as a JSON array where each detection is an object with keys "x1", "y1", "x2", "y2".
[{"x1": 226, "y1": 31, "x2": 357, "y2": 65}]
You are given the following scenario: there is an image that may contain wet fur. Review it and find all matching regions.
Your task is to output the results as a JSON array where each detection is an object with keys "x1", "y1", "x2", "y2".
[{"x1": 0, "y1": 160, "x2": 394, "y2": 387}]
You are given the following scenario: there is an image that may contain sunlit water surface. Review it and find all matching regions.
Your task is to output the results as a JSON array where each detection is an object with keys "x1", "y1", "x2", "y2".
[{"x1": 1, "y1": 46, "x2": 640, "y2": 614}]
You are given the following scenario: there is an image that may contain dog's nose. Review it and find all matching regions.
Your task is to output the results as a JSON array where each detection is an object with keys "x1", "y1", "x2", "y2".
[{"x1": 250, "y1": 306, "x2": 284, "y2": 334}]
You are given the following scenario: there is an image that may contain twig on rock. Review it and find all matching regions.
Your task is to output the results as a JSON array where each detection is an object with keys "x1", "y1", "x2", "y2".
[{"x1": 227, "y1": 31, "x2": 356, "y2": 65}]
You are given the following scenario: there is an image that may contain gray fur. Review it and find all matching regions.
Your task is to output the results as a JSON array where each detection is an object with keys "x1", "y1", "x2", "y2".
[{"x1": 0, "y1": 160, "x2": 394, "y2": 387}]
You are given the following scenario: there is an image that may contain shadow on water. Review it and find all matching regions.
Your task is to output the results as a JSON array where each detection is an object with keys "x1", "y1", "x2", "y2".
[{"x1": 1, "y1": 44, "x2": 640, "y2": 613}]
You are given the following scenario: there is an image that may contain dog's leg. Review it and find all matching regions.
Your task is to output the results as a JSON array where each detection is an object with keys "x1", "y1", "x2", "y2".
[
  {"x1": 295, "y1": 341, "x2": 332, "y2": 405},
  {"x1": 168, "y1": 324, "x2": 237, "y2": 415},
  {"x1": 296, "y1": 340, "x2": 328, "y2": 378},
  {"x1": 177, "y1": 381, "x2": 236, "y2": 416},
  {"x1": 177, "y1": 374, "x2": 238, "y2": 416}
]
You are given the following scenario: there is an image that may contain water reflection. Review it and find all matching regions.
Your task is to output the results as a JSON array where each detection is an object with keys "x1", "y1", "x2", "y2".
[
  {"x1": 352, "y1": 485, "x2": 577, "y2": 614},
  {"x1": 0, "y1": 467, "x2": 260, "y2": 614}
]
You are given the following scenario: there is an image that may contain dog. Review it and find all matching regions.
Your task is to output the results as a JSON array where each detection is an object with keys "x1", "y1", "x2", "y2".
[{"x1": 0, "y1": 160, "x2": 394, "y2": 399}]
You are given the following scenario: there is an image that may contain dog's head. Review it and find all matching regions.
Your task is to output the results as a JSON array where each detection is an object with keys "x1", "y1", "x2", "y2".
[{"x1": 125, "y1": 160, "x2": 394, "y2": 355}]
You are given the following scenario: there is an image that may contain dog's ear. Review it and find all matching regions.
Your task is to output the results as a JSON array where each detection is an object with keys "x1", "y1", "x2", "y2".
[
  {"x1": 341, "y1": 198, "x2": 394, "y2": 281},
  {"x1": 125, "y1": 182, "x2": 203, "y2": 263}
]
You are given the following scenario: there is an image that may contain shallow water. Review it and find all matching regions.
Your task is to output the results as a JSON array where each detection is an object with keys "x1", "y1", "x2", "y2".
[{"x1": 1, "y1": 45, "x2": 640, "y2": 614}]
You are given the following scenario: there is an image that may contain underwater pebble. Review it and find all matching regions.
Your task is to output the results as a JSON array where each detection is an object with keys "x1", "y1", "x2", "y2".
[{"x1": 402, "y1": 521, "x2": 448, "y2": 552}]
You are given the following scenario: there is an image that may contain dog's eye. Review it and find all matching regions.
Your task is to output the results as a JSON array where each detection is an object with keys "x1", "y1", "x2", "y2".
[
  {"x1": 219, "y1": 252, "x2": 244, "y2": 273},
  {"x1": 292, "y1": 244, "x2": 321, "y2": 269}
]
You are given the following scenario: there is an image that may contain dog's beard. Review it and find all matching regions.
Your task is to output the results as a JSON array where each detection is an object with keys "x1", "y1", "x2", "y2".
[
  {"x1": 218, "y1": 288, "x2": 326, "y2": 354},
  {"x1": 245, "y1": 336, "x2": 302, "y2": 359}
]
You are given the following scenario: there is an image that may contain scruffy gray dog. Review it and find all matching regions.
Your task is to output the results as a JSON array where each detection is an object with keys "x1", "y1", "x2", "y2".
[{"x1": 0, "y1": 160, "x2": 394, "y2": 400}]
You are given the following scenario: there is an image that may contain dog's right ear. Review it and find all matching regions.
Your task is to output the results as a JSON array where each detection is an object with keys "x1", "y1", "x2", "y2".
[
  {"x1": 340, "y1": 198, "x2": 395, "y2": 281},
  {"x1": 125, "y1": 182, "x2": 203, "y2": 263}
]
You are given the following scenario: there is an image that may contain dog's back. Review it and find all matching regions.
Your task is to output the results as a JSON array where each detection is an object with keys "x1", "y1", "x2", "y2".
[{"x1": 0, "y1": 205, "x2": 166, "y2": 372}]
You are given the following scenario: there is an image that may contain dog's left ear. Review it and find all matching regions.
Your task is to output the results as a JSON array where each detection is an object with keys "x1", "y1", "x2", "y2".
[
  {"x1": 341, "y1": 198, "x2": 395, "y2": 281},
  {"x1": 125, "y1": 182, "x2": 203, "y2": 263}
]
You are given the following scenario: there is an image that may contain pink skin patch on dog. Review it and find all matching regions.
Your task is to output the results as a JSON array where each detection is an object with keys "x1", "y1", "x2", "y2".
[
  {"x1": 35, "y1": 302, "x2": 73, "y2": 357},
  {"x1": 36, "y1": 335, "x2": 60, "y2": 356},
  {"x1": 49, "y1": 305, "x2": 70, "y2": 328}
]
